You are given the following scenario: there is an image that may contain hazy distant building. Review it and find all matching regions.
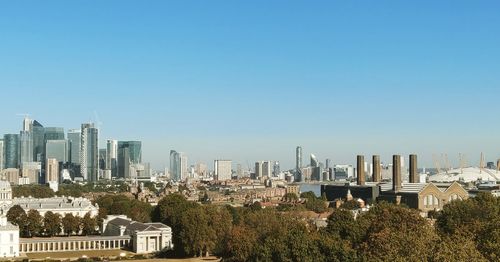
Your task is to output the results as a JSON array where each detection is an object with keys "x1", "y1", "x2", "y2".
[
  {"x1": 214, "y1": 160, "x2": 232, "y2": 181},
  {"x1": 31, "y1": 120, "x2": 45, "y2": 162},
  {"x1": 334, "y1": 165, "x2": 355, "y2": 180},
  {"x1": 45, "y1": 140, "x2": 68, "y2": 164},
  {"x1": 3, "y1": 134, "x2": 19, "y2": 169},
  {"x1": 255, "y1": 162, "x2": 263, "y2": 179},
  {"x1": 21, "y1": 162, "x2": 41, "y2": 184},
  {"x1": 19, "y1": 131, "x2": 33, "y2": 164},
  {"x1": 106, "y1": 140, "x2": 118, "y2": 177},
  {"x1": 46, "y1": 158, "x2": 59, "y2": 183},
  {"x1": 22, "y1": 117, "x2": 33, "y2": 132},
  {"x1": 1, "y1": 168, "x2": 20, "y2": 185},
  {"x1": 67, "y1": 129, "x2": 81, "y2": 165},
  {"x1": 296, "y1": 146, "x2": 303, "y2": 181},
  {"x1": 118, "y1": 141, "x2": 142, "y2": 179},
  {"x1": 43, "y1": 127, "x2": 65, "y2": 163},
  {"x1": 195, "y1": 162, "x2": 208, "y2": 177},
  {"x1": 273, "y1": 161, "x2": 280, "y2": 177},
  {"x1": 80, "y1": 123, "x2": 99, "y2": 182},
  {"x1": 0, "y1": 139, "x2": 4, "y2": 171},
  {"x1": 262, "y1": 161, "x2": 272, "y2": 178},
  {"x1": 170, "y1": 151, "x2": 187, "y2": 181},
  {"x1": 99, "y1": 149, "x2": 106, "y2": 171}
]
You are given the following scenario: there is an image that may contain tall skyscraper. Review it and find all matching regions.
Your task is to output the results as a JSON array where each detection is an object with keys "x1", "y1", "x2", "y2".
[
  {"x1": 46, "y1": 140, "x2": 68, "y2": 163},
  {"x1": 296, "y1": 146, "x2": 303, "y2": 181},
  {"x1": 273, "y1": 161, "x2": 281, "y2": 177},
  {"x1": 180, "y1": 153, "x2": 188, "y2": 181},
  {"x1": 99, "y1": 149, "x2": 106, "y2": 171},
  {"x1": 44, "y1": 127, "x2": 65, "y2": 141},
  {"x1": 0, "y1": 139, "x2": 4, "y2": 171},
  {"x1": 169, "y1": 150, "x2": 187, "y2": 181},
  {"x1": 262, "y1": 161, "x2": 272, "y2": 178},
  {"x1": 31, "y1": 120, "x2": 45, "y2": 162},
  {"x1": 106, "y1": 140, "x2": 118, "y2": 177},
  {"x1": 117, "y1": 141, "x2": 142, "y2": 178},
  {"x1": 22, "y1": 116, "x2": 33, "y2": 132},
  {"x1": 19, "y1": 131, "x2": 33, "y2": 164},
  {"x1": 80, "y1": 123, "x2": 99, "y2": 182},
  {"x1": 254, "y1": 161, "x2": 263, "y2": 179},
  {"x1": 3, "y1": 134, "x2": 19, "y2": 169},
  {"x1": 67, "y1": 129, "x2": 81, "y2": 165}
]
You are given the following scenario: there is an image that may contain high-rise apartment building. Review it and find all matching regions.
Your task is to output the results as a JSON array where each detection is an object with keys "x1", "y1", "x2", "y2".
[
  {"x1": 46, "y1": 158, "x2": 59, "y2": 183},
  {"x1": 296, "y1": 146, "x2": 303, "y2": 182},
  {"x1": 80, "y1": 123, "x2": 99, "y2": 182},
  {"x1": 214, "y1": 160, "x2": 232, "y2": 181}
]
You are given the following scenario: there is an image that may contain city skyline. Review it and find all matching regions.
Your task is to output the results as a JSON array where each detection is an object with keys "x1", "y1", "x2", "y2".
[{"x1": 1, "y1": 1, "x2": 500, "y2": 169}]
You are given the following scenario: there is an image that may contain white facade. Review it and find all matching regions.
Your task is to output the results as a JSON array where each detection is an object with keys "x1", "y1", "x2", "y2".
[
  {"x1": 0, "y1": 181, "x2": 98, "y2": 218},
  {"x1": 102, "y1": 215, "x2": 173, "y2": 254},
  {"x1": 12, "y1": 196, "x2": 99, "y2": 218},
  {"x1": 214, "y1": 160, "x2": 232, "y2": 181},
  {"x1": 0, "y1": 214, "x2": 19, "y2": 258}
]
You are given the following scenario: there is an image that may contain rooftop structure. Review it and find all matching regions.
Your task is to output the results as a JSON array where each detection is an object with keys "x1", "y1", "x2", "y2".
[{"x1": 429, "y1": 167, "x2": 500, "y2": 183}]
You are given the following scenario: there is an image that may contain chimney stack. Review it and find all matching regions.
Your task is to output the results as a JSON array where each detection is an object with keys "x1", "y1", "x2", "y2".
[
  {"x1": 357, "y1": 155, "x2": 366, "y2": 186},
  {"x1": 372, "y1": 155, "x2": 381, "y2": 182},
  {"x1": 409, "y1": 154, "x2": 419, "y2": 183},
  {"x1": 393, "y1": 155, "x2": 402, "y2": 192}
]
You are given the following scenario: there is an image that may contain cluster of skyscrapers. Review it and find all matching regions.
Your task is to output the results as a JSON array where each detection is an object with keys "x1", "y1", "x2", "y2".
[{"x1": 0, "y1": 117, "x2": 146, "y2": 185}]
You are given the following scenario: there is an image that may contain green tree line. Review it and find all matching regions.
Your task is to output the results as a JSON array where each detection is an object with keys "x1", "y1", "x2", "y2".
[
  {"x1": 6, "y1": 206, "x2": 97, "y2": 237},
  {"x1": 151, "y1": 192, "x2": 500, "y2": 261}
]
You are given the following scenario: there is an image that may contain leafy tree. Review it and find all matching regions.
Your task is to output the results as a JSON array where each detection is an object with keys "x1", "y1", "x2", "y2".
[
  {"x1": 44, "y1": 211, "x2": 62, "y2": 237},
  {"x1": 26, "y1": 209, "x2": 43, "y2": 237},
  {"x1": 304, "y1": 198, "x2": 328, "y2": 213},
  {"x1": 300, "y1": 191, "x2": 317, "y2": 200},
  {"x1": 431, "y1": 232, "x2": 487, "y2": 262},
  {"x1": 325, "y1": 208, "x2": 357, "y2": 240},
  {"x1": 356, "y1": 203, "x2": 438, "y2": 262},
  {"x1": 62, "y1": 213, "x2": 80, "y2": 236},
  {"x1": 12, "y1": 185, "x2": 55, "y2": 198},
  {"x1": 283, "y1": 192, "x2": 299, "y2": 202},
  {"x1": 95, "y1": 194, "x2": 152, "y2": 223},
  {"x1": 248, "y1": 201, "x2": 262, "y2": 211},
  {"x1": 6, "y1": 205, "x2": 27, "y2": 227},
  {"x1": 179, "y1": 206, "x2": 214, "y2": 257},
  {"x1": 340, "y1": 200, "x2": 360, "y2": 210},
  {"x1": 152, "y1": 194, "x2": 199, "y2": 257},
  {"x1": 81, "y1": 212, "x2": 97, "y2": 236}
]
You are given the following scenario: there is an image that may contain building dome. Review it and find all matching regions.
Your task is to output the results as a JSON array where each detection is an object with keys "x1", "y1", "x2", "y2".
[
  {"x1": 0, "y1": 180, "x2": 11, "y2": 192},
  {"x1": 0, "y1": 180, "x2": 13, "y2": 207}
]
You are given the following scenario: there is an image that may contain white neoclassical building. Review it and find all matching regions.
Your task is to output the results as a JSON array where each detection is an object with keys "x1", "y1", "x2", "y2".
[
  {"x1": 102, "y1": 215, "x2": 173, "y2": 254},
  {"x1": 0, "y1": 181, "x2": 98, "y2": 218},
  {"x1": 0, "y1": 211, "x2": 19, "y2": 258}
]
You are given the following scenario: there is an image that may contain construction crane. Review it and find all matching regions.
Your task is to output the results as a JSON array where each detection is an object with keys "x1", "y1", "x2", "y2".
[
  {"x1": 459, "y1": 153, "x2": 467, "y2": 174},
  {"x1": 444, "y1": 153, "x2": 452, "y2": 172},
  {"x1": 433, "y1": 154, "x2": 443, "y2": 174}
]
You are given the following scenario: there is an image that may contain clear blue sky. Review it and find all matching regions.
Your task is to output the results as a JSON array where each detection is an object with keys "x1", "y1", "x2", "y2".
[{"x1": 1, "y1": 1, "x2": 499, "y2": 170}]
